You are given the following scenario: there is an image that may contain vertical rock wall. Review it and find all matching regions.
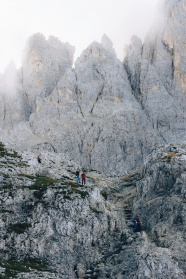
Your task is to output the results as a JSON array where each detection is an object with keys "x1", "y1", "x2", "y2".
[{"x1": 124, "y1": 0, "x2": 186, "y2": 143}]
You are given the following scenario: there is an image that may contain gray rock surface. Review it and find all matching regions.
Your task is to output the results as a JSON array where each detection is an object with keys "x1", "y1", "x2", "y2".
[
  {"x1": 0, "y1": 0, "x2": 185, "y2": 277},
  {"x1": 0, "y1": 142, "x2": 126, "y2": 278},
  {"x1": 133, "y1": 143, "x2": 186, "y2": 277},
  {"x1": 0, "y1": 141, "x2": 186, "y2": 278},
  {"x1": 124, "y1": 0, "x2": 186, "y2": 143},
  {"x1": 0, "y1": 62, "x2": 26, "y2": 129},
  {"x1": 0, "y1": 0, "x2": 185, "y2": 175},
  {"x1": 7, "y1": 36, "x2": 161, "y2": 174},
  {"x1": 21, "y1": 33, "x2": 75, "y2": 115}
]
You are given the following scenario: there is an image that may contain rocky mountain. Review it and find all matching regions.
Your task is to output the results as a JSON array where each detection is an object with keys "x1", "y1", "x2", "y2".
[
  {"x1": 0, "y1": 0, "x2": 185, "y2": 174},
  {"x1": 0, "y1": 0, "x2": 185, "y2": 278},
  {"x1": 124, "y1": 0, "x2": 186, "y2": 143},
  {"x1": 0, "y1": 141, "x2": 185, "y2": 278}
]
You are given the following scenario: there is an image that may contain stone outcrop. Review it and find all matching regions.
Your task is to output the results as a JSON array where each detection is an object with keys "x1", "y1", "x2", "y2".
[
  {"x1": 0, "y1": 62, "x2": 25, "y2": 129},
  {"x1": 27, "y1": 37, "x2": 161, "y2": 174},
  {"x1": 0, "y1": 142, "x2": 127, "y2": 278},
  {"x1": 133, "y1": 142, "x2": 186, "y2": 277},
  {"x1": 1, "y1": 35, "x2": 162, "y2": 174},
  {"x1": 0, "y1": 1, "x2": 185, "y2": 277},
  {"x1": 0, "y1": 0, "x2": 185, "y2": 277},
  {"x1": 0, "y1": 0, "x2": 185, "y2": 175},
  {"x1": 124, "y1": 0, "x2": 186, "y2": 143},
  {"x1": 21, "y1": 33, "x2": 75, "y2": 115},
  {"x1": 0, "y1": 141, "x2": 186, "y2": 278}
]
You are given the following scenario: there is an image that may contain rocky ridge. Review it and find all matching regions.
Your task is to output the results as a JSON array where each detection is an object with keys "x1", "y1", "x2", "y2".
[
  {"x1": 0, "y1": 0, "x2": 185, "y2": 277},
  {"x1": 0, "y1": 141, "x2": 186, "y2": 278},
  {"x1": 124, "y1": 0, "x2": 186, "y2": 143},
  {"x1": 0, "y1": 0, "x2": 185, "y2": 174}
]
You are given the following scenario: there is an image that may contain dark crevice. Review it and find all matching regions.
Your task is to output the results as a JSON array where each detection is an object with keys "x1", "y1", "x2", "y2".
[
  {"x1": 162, "y1": 41, "x2": 175, "y2": 81},
  {"x1": 75, "y1": 86, "x2": 84, "y2": 118},
  {"x1": 74, "y1": 71, "x2": 84, "y2": 118},
  {"x1": 90, "y1": 84, "x2": 104, "y2": 114}
]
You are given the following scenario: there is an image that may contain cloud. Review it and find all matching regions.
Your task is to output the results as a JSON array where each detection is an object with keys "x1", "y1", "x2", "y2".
[{"x1": 0, "y1": 0, "x2": 160, "y2": 72}]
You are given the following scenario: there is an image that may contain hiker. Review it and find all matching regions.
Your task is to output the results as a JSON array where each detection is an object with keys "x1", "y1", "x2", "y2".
[
  {"x1": 136, "y1": 220, "x2": 142, "y2": 233},
  {"x1": 133, "y1": 219, "x2": 137, "y2": 232},
  {"x1": 81, "y1": 171, "x2": 86, "y2": 186},
  {"x1": 135, "y1": 216, "x2": 139, "y2": 223},
  {"x1": 37, "y1": 155, "x2": 42, "y2": 164},
  {"x1": 76, "y1": 169, "x2": 80, "y2": 183}
]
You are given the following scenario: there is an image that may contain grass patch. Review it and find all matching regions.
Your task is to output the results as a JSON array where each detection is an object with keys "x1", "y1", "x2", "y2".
[
  {"x1": 0, "y1": 258, "x2": 49, "y2": 278},
  {"x1": 6, "y1": 151, "x2": 21, "y2": 159},
  {"x1": 0, "y1": 161, "x2": 14, "y2": 165},
  {"x1": 33, "y1": 176, "x2": 58, "y2": 188},
  {"x1": 0, "y1": 142, "x2": 21, "y2": 159},
  {"x1": 8, "y1": 223, "x2": 31, "y2": 234},
  {"x1": 0, "y1": 184, "x2": 13, "y2": 191},
  {"x1": 0, "y1": 173, "x2": 10, "y2": 178},
  {"x1": 31, "y1": 176, "x2": 58, "y2": 199}
]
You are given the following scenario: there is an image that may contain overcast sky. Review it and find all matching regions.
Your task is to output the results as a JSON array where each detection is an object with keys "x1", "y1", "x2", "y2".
[{"x1": 0, "y1": 0, "x2": 160, "y2": 73}]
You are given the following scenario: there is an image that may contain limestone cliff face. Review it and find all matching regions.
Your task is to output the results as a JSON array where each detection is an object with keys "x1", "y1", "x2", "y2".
[
  {"x1": 132, "y1": 142, "x2": 186, "y2": 278},
  {"x1": 124, "y1": 0, "x2": 186, "y2": 143},
  {"x1": 0, "y1": 62, "x2": 25, "y2": 129},
  {"x1": 0, "y1": 1, "x2": 185, "y2": 278},
  {"x1": 0, "y1": 142, "x2": 127, "y2": 278},
  {"x1": 26, "y1": 36, "x2": 160, "y2": 174},
  {"x1": 0, "y1": 0, "x2": 185, "y2": 175},
  {"x1": 0, "y1": 142, "x2": 186, "y2": 278},
  {"x1": 21, "y1": 33, "x2": 75, "y2": 117}
]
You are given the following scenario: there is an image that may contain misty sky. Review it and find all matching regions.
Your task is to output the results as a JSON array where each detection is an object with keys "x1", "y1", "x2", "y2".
[{"x1": 0, "y1": 0, "x2": 160, "y2": 73}]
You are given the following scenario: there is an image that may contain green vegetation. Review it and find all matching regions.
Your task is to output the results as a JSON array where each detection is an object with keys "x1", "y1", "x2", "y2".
[
  {"x1": 0, "y1": 161, "x2": 16, "y2": 166},
  {"x1": 8, "y1": 223, "x2": 31, "y2": 234},
  {"x1": 32, "y1": 175, "x2": 58, "y2": 188},
  {"x1": 0, "y1": 142, "x2": 21, "y2": 159},
  {"x1": 18, "y1": 174, "x2": 58, "y2": 187},
  {"x1": 0, "y1": 173, "x2": 10, "y2": 178},
  {"x1": 28, "y1": 175, "x2": 58, "y2": 200},
  {"x1": 0, "y1": 258, "x2": 49, "y2": 278},
  {"x1": 0, "y1": 184, "x2": 13, "y2": 191}
]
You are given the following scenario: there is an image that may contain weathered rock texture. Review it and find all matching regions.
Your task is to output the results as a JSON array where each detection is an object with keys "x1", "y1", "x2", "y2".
[
  {"x1": 0, "y1": 141, "x2": 186, "y2": 278},
  {"x1": 0, "y1": 0, "x2": 185, "y2": 175},
  {"x1": 124, "y1": 0, "x2": 186, "y2": 143},
  {"x1": 133, "y1": 143, "x2": 186, "y2": 277},
  {"x1": 0, "y1": 0, "x2": 185, "y2": 278}
]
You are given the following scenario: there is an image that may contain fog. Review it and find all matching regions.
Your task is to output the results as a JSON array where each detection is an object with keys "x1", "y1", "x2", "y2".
[{"x1": 0, "y1": 0, "x2": 160, "y2": 73}]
